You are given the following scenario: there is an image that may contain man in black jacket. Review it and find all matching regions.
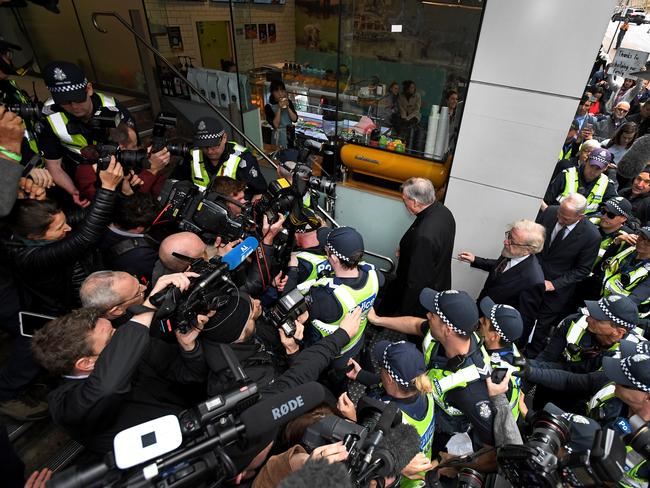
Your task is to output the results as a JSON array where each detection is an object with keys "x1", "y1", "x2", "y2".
[
  {"x1": 458, "y1": 219, "x2": 546, "y2": 343},
  {"x1": 619, "y1": 166, "x2": 650, "y2": 225},
  {"x1": 531, "y1": 194, "x2": 600, "y2": 356},
  {"x1": 379, "y1": 177, "x2": 455, "y2": 317},
  {"x1": 31, "y1": 272, "x2": 207, "y2": 454}
]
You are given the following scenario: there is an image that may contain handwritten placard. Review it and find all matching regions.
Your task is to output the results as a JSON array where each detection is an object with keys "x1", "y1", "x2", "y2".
[{"x1": 611, "y1": 48, "x2": 649, "y2": 79}]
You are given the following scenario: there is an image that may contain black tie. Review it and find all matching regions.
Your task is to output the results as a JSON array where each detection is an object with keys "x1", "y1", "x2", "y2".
[
  {"x1": 495, "y1": 258, "x2": 509, "y2": 274},
  {"x1": 550, "y1": 225, "x2": 567, "y2": 249}
]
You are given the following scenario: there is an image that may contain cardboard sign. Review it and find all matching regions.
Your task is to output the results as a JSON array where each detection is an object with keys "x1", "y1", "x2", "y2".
[{"x1": 611, "y1": 48, "x2": 649, "y2": 79}]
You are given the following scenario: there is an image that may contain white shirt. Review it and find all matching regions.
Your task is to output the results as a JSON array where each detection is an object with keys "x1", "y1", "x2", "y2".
[
  {"x1": 551, "y1": 221, "x2": 578, "y2": 243},
  {"x1": 504, "y1": 254, "x2": 530, "y2": 272}
]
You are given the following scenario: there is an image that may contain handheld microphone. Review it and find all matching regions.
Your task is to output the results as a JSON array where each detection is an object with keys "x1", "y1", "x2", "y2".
[
  {"x1": 238, "y1": 382, "x2": 327, "y2": 440},
  {"x1": 221, "y1": 236, "x2": 259, "y2": 270},
  {"x1": 613, "y1": 416, "x2": 632, "y2": 436}
]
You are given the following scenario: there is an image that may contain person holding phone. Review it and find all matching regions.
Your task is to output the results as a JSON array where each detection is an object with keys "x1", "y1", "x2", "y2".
[{"x1": 265, "y1": 80, "x2": 298, "y2": 149}]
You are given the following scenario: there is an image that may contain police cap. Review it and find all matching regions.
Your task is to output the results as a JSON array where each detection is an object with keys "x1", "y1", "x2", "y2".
[
  {"x1": 479, "y1": 296, "x2": 523, "y2": 343},
  {"x1": 193, "y1": 117, "x2": 225, "y2": 147},
  {"x1": 43, "y1": 61, "x2": 88, "y2": 104},
  {"x1": 373, "y1": 340, "x2": 426, "y2": 390},
  {"x1": 323, "y1": 227, "x2": 364, "y2": 264},
  {"x1": 419, "y1": 288, "x2": 479, "y2": 336},
  {"x1": 584, "y1": 295, "x2": 638, "y2": 330}
]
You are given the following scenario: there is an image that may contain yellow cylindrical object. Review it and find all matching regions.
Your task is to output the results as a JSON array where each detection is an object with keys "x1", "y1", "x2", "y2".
[{"x1": 340, "y1": 143, "x2": 450, "y2": 188}]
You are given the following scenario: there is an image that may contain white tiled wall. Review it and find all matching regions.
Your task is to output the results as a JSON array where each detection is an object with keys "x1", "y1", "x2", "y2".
[{"x1": 446, "y1": 0, "x2": 618, "y2": 295}]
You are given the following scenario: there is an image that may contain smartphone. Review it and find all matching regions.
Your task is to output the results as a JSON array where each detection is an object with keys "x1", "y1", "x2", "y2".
[
  {"x1": 490, "y1": 367, "x2": 509, "y2": 385},
  {"x1": 584, "y1": 122, "x2": 593, "y2": 132},
  {"x1": 19, "y1": 311, "x2": 55, "y2": 338}
]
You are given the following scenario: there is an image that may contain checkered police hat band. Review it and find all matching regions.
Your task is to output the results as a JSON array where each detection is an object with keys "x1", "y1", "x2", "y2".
[
  {"x1": 489, "y1": 306, "x2": 508, "y2": 342},
  {"x1": 196, "y1": 130, "x2": 225, "y2": 140},
  {"x1": 49, "y1": 80, "x2": 88, "y2": 93},
  {"x1": 607, "y1": 200, "x2": 627, "y2": 217},
  {"x1": 599, "y1": 299, "x2": 634, "y2": 330},
  {"x1": 434, "y1": 293, "x2": 467, "y2": 336},
  {"x1": 326, "y1": 241, "x2": 351, "y2": 263},
  {"x1": 590, "y1": 153, "x2": 610, "y2": 165},
  {"x1": 621, "y1": 356, "x2": 650, "y2": 393},
  {"x1": 382, "y1": 341, "x2": 413, "y2": 389}
]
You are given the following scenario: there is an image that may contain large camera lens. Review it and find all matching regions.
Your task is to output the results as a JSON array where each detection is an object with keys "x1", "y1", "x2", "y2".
[
  {"x1": 6, "y1": 102, "x2": 41, "y2": 120},
  {"x1": 117, "y1": 148, "x2": 149, "y2": 172},
  {"x1": 167, "y1": 142, "x2": 191, "y2": 158},
  {"x1": 626, "y1": 415, "x2": 650, "y2": 459},
  {"x1": 457, "y1": 468, "x2": 484, "y2": 488},
  {"x1": 528, "y1": 412, "x2": 571, "y2": 454},
  {"x1": 308, "y1": 175, "x2": 336, "y2": 196}
]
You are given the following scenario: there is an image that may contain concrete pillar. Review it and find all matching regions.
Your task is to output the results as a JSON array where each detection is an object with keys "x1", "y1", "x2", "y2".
[{"x1": 445, "y1": 0, "x2": 618, "y2": 296}]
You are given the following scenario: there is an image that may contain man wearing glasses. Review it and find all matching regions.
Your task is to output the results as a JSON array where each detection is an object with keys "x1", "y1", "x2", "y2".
[
  {"x1": 39, "y1": 61, "x2": 135, "y2": 207},
  {"x1": 458, "y1": 219, "x2": 546, "y2": 347},
  {"x1": 594, "y1": 101, "x2": 630, "y2": 141}
]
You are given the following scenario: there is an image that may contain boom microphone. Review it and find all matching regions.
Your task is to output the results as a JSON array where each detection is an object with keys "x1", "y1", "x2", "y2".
[
  {"x1": 617, "y1": 134, "x2": 650, "y2": 179},
  {"x1": 375, "y1": 423, "x2": 422, "y2": 478},
  {"x1": 238, "y1": 382, "x2": 328, "y2": 440},
  {"x1": 221, "y1": 236, "x2": 259, "y2": 270}
]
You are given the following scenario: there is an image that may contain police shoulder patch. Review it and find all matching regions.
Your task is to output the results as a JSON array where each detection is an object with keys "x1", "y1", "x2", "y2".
[{"x1": 476, "y1": 400, "x2": 492, "y2": 419}]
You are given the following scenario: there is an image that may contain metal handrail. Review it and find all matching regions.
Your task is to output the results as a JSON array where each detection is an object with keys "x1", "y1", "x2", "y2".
[{"x1": 91, "y1": 11, "x2": 395, "y2": 274}]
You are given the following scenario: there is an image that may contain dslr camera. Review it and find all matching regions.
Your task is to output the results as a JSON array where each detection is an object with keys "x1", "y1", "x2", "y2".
[
  {"x1": 4, "y1": 102, "x2": 42, "y2": 120},
  {"x1": 263, "y1": 288, "x2": 308, "y2": 338},
  {"x1": 80, "y1": 142, "x2": 150, "y2": 173},
  {"x1": 151, "y1": 112, "x2": 191, "y2": 157},
  {"x1": 157, "y1": 179, "x2": 257, "y2": 243}
]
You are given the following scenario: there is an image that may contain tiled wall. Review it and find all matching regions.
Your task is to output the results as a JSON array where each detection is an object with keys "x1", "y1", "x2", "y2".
[{"x1": 143, "y1": 0, "x2": 296, "y2": 71}]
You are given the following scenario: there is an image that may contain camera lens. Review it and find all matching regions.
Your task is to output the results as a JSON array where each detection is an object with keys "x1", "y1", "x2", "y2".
[{"x1": 457, "y1": 468, "x2": 484, "y2": 488}]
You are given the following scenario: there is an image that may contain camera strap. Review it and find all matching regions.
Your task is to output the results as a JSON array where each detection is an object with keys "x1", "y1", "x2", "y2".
[{"x1": 127, "y1": 304, "x2": 157, "y2": 315}]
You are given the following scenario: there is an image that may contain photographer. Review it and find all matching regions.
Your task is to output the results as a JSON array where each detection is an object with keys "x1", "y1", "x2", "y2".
[
  {"x1": 296, "y1": 227, "x2": 381, "y2": 393},
  {"x1": 179, "y1": 117, "x2": 266, "y2": 199},
  {"x1": 75, "y1": 122, "x2": 171, "y2": 201},
  {"x1": 343, "y1": 340, "x2": 436, "y2": 486},
  {"x1": 31, "y1": 272, "x2": 211, "y2": 454},
  {"x1": 99, "y1": 192, "x2": 160, "y2": 285},
  {"x1": 1, "y1": 157, "x2": 123, "y2": 316},
  {"x1": 39, "y1": 61, "x2": 135, "y2": 207}
]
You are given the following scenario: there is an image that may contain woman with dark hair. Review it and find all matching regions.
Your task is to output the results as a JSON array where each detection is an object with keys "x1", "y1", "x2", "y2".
[
  {"x1": 588, "y1": 86, "x2": 606, "y2": 116},
  {"x1": 264, "y1": 80, "x2": 298, "y2": 148},
  {"x1": 397, "y1": 80, "x2": 421, "y2": 130},
  {"x1": 602, "y1": 121, "x2": 638, "y2": 163},
  {"x1": 1, "y1": 158, "x2": 122, "y2": 316},
  {"x1": 380, "y1": 81, "x2": 400, "y2": 128}
]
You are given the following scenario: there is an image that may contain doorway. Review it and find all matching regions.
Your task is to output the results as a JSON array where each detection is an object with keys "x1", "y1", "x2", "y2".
[{"x1": 196, "y1": 21, "x2": 233, "y2": 70}]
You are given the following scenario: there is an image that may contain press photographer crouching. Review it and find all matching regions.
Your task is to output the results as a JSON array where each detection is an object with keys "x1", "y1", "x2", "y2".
[{"x1": 31, "y1": 272, "x2": 210, "y2": 455}]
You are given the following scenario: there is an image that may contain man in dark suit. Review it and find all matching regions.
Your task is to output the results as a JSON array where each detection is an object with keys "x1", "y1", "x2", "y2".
[
  {"x1": 458, "y1": 219, "x2": 546, "y2": 345},
  {"x1": 379, "y1": 177, "x2": 456, "y2": 317},
  {"x1": 531, "y1": 193, "x2": 600, "y2": 356}
]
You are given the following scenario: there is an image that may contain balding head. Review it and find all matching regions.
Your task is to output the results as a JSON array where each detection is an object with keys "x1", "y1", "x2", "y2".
[
  {"x1": 159, "y1": 232, "x2": 207, "y2": 272},
  {"x1": 614, "y1": 101, "x2": 631, "y2": 120},
  {"x1": 80, "y1": 270, "x2": 144, "y2": 318}
]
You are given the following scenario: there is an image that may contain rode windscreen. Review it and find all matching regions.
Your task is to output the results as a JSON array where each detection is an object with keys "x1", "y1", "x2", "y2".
[
  {"x1": 221, "y1": 236, "x2": 259, "y2": 270},
  {"x1": 617, "y1": 134, "x2": 650, "y2": 179},
  {"x1": 375, "y1": 423, "x2": 422, "y2": 478},
  {"x1": 238, "y1": 382, "x2": 327, "y2": 440}
]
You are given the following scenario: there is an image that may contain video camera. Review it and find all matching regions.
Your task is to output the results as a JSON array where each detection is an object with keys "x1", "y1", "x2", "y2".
[
  {"x1": 151, "y1": 112, "x2": 191, "y2": 157},
  {"x1": 263, "y1": 288, "x2": 308, "y2": 338},
  {"x1": 157, "y1": 179, "x2": 257, "y2": 243},
  {"x1": 302, "y1": 396, "x2": 413, "y2": 487},
  {"x1": 80, "y1": 142, "x2": 150, "y2": 173},
  {"x1": 4, "y1": 102, "x2": 41, "y2": 120},
  {"x1": 150, "y1": 237, "x2": 259, "y2": 333}
]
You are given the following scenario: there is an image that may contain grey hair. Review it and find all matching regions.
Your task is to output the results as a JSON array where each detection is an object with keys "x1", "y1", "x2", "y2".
[
  {"x1": 560, "y1": 192, "x2": 588, "y2": 215},
  {"x1": 400, "y1": 177, "x2": 436, "y2": 205},
  {"x1": 580, "y1": 139, "x2": 600, "y2": 152},
  {"x1": 80, "y1": 271, "x2": 124, "y2": 310},
  {"x1": 508, "y1": 219, "x2": 546, "y2": 254}
]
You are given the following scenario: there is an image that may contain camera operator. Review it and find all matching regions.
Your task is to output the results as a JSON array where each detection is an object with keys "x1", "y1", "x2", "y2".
[
  {"x1": 343, "y1": 340, "x2": 436, "y2": 486},
  {"x1": 99, "y1": 192, "x2": 160, "y2": 285},
  {"x1": 369, "y1": 289, "x2": 497, "y2": 452},
  {"x1": 75, "y1": 122, "x2": 171, "y2": 201},
  {"x1": 477, "y1": 297, "x2": 524, "y2": 420},
  {"x1": 39, "y1": 61, "x2": 135, "y2": 207},
  {"x1": 178, "y1": 117, "x2": 267, "y2": 200},
  {"x1": 211, "y1": 176, "x2": 249, "y2": 216},
  {"x1": 30, "y1": 272, "x2": 212, "y2": 455},
  {"x1": 292, "y1": 227, "x2": 381, "y2": 393}
]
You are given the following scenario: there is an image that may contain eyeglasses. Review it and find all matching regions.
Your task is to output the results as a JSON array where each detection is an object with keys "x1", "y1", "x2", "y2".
[
  {"x1": 615, "y1": 107, "x2": 629, "y2": 113},
  {"x1": 113, "y1": 283, "x2": 146, "y2": 308},
  {"x1": 600, "y1": 209, "x2": 620, "y2": 219},
  {"x1": 504, "y1": 231, "x2": 530, "y2": 247}
]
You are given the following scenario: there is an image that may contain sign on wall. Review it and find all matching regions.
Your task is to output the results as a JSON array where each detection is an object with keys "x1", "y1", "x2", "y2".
[{"x1": 611, "y1": 48, "x2": 649, "y2": 79}]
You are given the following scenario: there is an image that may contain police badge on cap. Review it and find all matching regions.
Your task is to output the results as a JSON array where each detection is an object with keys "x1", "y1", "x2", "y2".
[
  {"x1": 43, "y1": 61, "x2": 88, "y2": 105},
  {"x1": 193, "y1": 117, "x2": 226, "y2": 148}
]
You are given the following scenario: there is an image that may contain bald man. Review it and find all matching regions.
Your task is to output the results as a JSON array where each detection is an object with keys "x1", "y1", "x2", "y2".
[{"x1": 153, "y1": 232, "x2": 207, "y2": 284}]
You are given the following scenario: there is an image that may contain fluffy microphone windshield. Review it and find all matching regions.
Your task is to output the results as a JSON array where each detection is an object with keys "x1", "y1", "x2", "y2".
[
  {"x1": 279, "y1": 459, "x2": 353, "y2": 488},
  {"x1": 617, "y1": 134, "x2": 650, "y2": 179},
  {"x1": 380, "y1": 423, "x2": 422, "y2": 477}
]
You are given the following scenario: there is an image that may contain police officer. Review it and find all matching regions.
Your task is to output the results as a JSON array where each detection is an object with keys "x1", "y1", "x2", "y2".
[
  {"x1": 478, "y1": 297, "x2": 524, "y2": 420},
  {"x1": 342, "y1": 340, "x2": 436, "y2": 488},
  {"x1": 543, "y1": 147, "x2": 617, "y2": 215},
  {"x1": 370, "y1": 289, "x2": 496, "y2": 449},
  {"x1": 39, "y1": 61, "x2": 135, "y2": 207},
  {"x1": 602, "y1": 344, "x2": 650, "y2": 486},
  {"x1": 304, "y1": 227, "x2": 381, "y2": 379},
  {"x1": 602, "y1": 226, "x2": 650, "y2": 317},
  {"x1": 536, "y1": 295, "x2": 643, "y2": 372},
  {"x1": 0, "y1": 38, "x2": 41, "y2": 164},
  {"x1": 285, "y1": 224, "x2": 332, "y2": 294},
  {"x1": 184, "y1": 117, "x2": 266, "y2": 199}
]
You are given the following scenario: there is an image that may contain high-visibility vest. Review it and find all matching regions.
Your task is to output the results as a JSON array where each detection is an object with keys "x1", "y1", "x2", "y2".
[
  {"x1": 620, "y1": 446, "x2": 647, "y2": 488},
  {"x1": 44, "y1": 92, "x2": 116, "y2": 156},
  {"x1": 589, "y1": 219, "x2": 626, "y2": 269},
  {"x1": 488, "y1": 345, "x2": 523, "y2": 420},
  {"x1": 310, "y1": 265, "x2": 379, "y2": 355},
  {"x1": 190, "y1": 142, "x2": 248, "y2": 191},
  {"x1": 557, "y1": 166, "x2": 609, "y2": 214},
  {"x1": 295, "y1": 251, "x2": 332, "y2": 294},
  {"x1": 603, "y1": 246, "x2": 650, "y2": 316},
  {"x1": 399, "y1": 394, "x2": 436, "y2": 488},
  {"x1": 586, "y1": 382, "x2": 616, "y2": 421}
]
